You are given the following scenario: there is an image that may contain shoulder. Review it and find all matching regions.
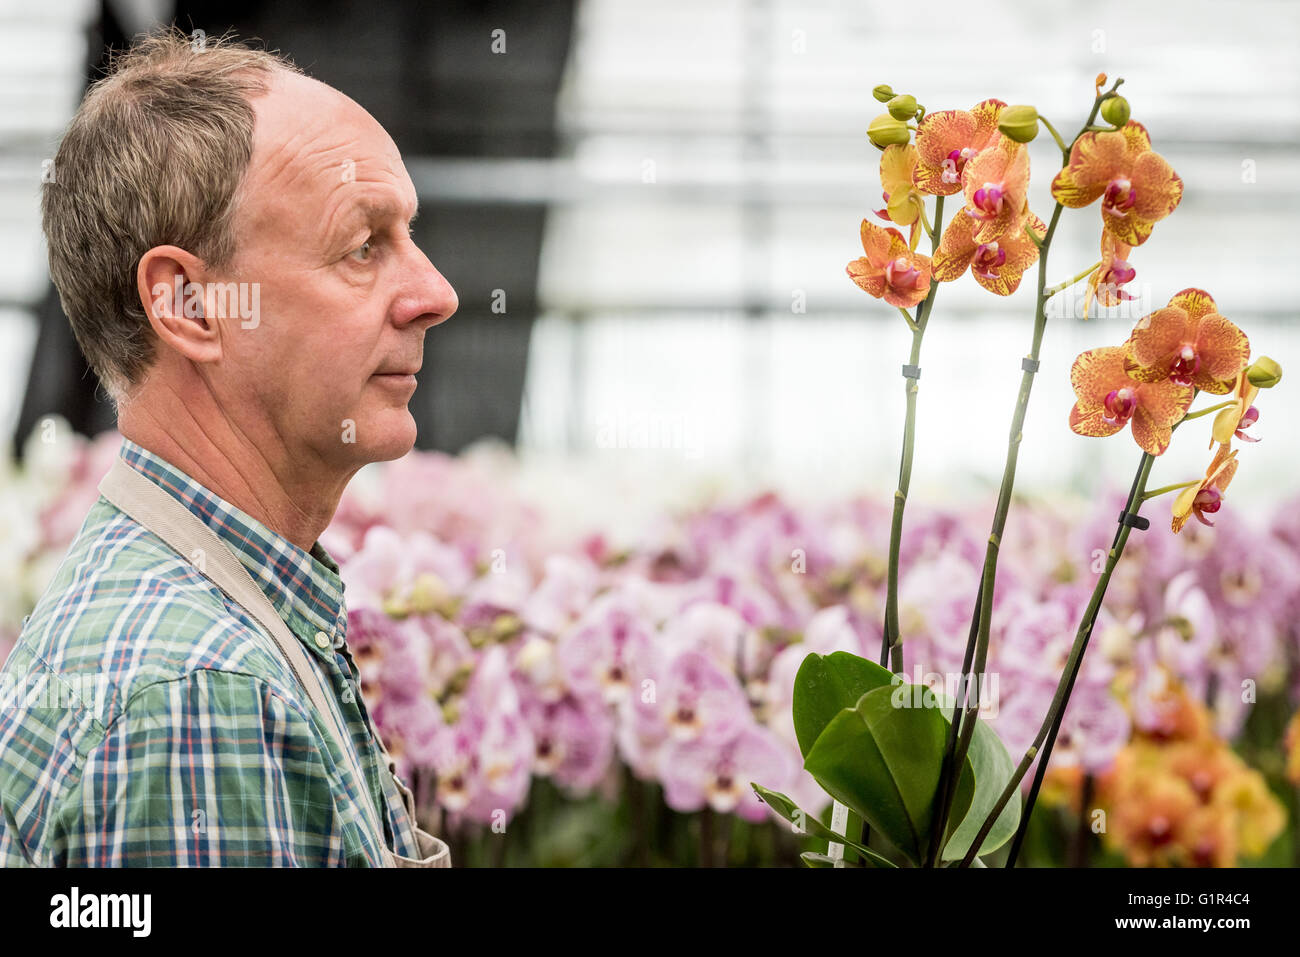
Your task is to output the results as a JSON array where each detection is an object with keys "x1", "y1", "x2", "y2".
[{"x1": 3, "y1": 494, "x2": 302, "y2": 740}]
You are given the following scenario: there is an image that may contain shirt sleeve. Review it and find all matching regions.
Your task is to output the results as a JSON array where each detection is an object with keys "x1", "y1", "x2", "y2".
[{"x1": 47, "y1": 669, "x2": 353, "y2": 866}]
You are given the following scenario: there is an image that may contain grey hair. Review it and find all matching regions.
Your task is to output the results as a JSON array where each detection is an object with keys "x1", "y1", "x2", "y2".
[{"x1": 40, "y1": 26, "x2": 301, "y2": 411}]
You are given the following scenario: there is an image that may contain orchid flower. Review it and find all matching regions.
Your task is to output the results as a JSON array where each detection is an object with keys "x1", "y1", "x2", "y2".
[
  {"x1": 1125, "y1": 289, "x2": 1250, "y2": 395},
  {"x1": 912, "y1": 98, "x2": 1005, "y2": 196},
  {"x1": 661, "y1": 723, "x2": 794, "y2": 822},
  {"x1": 847, "y1": 219, "x2": 933, "y2": 309},
  {"x1": 960, "y1": 135, "x2": 1031, "y2": 243},
  {"x1": 874, "y1": 144, "x2": 926, "y2": 248},
  {"x1": 1171, "y1": 444, "x2": 1239, "y2": 534},
  {"x1": 1081, "y1": 231, "x2": 1137, "y2": 318},
  {"x1": 1050, "y1": 121, "x2": 1183, "y2": 246},
  {"x1": 933, "y1": 210, "x2": 1045, "y2": 295},
  {"x1": 1211, "y1": 366, "x2": 1261, "y2": 448},
  {"x1": 1069, "y1": 345, "x2": 1194, "y2": 455}
]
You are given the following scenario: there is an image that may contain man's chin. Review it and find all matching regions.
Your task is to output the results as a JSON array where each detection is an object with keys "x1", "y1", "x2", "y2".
[{"x1": 343, "y1": 408, "x2": 418, "y2": 463}]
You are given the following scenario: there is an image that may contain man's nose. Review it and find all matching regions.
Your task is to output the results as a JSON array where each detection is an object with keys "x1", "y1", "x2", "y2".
[{"x1": 393, "y1": 242, "x2": 459, "y2": 329}]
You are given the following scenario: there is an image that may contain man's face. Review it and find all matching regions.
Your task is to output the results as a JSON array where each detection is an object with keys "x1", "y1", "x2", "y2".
[{"x1": 221, "y1": 70, "x2": 457, "y2": 468}]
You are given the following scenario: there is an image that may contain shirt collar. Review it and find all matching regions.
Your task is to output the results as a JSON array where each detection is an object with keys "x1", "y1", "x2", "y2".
[{"x1": 117, "y1": 437, "x2": 347, "y2": 645}]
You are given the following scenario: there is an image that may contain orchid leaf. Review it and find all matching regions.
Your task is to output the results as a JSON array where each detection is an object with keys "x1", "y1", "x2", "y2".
[
  {"x1": 801, "y1": 852, "x2": 861, "y2": 868},
  {"x1": 750, "y1": 783, "x2": 898, "y2": 867},
  {"x1": 804, "y1": 684, "x2": 975, "y2": 866},
  {"x1": 935, "y1": 697, "x2": 1022, "y2": 862},
  {"x1": 791, "y1": 651, "x2": 894, "y2": 759}
]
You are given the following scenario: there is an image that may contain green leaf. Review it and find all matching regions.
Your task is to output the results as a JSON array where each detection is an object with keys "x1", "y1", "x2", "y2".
[
  {"x1": 792, "y1": 651, "x2": 895, "y2": 759},
  {"x1": 750, "y1": 782, "x2": 898, "y2": 867},
  {"x1": 800, "y1": 851, "x2": 859, "y2": 868},
  {"x1": 935, "y1": 698, "x2": 1022, "y2": 862},
  {"x1": 803, "y1": 684, "x2": 974, "y2": 866}
]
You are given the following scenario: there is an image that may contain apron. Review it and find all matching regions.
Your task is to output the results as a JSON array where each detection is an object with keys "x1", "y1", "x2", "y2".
[{"x1": 99, "y1": 456, "x2": 450, "y2": 868}]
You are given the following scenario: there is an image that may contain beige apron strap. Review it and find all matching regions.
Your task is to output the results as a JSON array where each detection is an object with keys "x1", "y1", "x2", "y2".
[
  {"x1": 98, "y1": 457, "x2": 403, "y2": 866},
  {"x1": 371, "y1": 738, "x2": 448, "y2": 867}
]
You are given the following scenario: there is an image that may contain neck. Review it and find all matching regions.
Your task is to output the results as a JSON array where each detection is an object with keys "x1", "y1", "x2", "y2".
[{"x1": 117, "y1": 379, "x2": 351, "y2": 554}]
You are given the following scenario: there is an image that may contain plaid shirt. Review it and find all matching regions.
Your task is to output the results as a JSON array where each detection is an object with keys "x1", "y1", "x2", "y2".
[{"x1": 0, "y1": 437, "x2": 424, "y2": 866}]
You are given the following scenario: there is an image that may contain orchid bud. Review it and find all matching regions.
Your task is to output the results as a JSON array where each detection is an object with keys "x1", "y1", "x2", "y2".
[
  {"x1": 867, "y1": 113, "x2": 910, "y2": 149},
  {"x1": 872, "y1": 84, "x2": 895, "y2": 103},
  {"x1": 886, "y1": 94, "x2": 918, "y2": 120},
  {"x1": 998, "y1": 105, "x2": 1040, "y2": 143},
  {"x1": 1247, "y1": 356, "x2": 1282, "y2": 389},
  {"x1": 1100, "y1": 94, "x2": 1131, "y2": 127}
]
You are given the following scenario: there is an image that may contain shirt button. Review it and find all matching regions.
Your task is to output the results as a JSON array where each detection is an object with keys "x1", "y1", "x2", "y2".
[{"x1": 314, "y1": 630, "x2": 331, "y2": 649}]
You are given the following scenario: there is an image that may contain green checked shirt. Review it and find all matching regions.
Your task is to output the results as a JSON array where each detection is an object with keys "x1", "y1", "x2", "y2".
[{"x1": 0, "y1": 437, "x2": 424, "y2": 866}]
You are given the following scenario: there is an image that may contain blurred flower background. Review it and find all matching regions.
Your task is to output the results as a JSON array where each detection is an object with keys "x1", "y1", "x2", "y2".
[
  {"x1": 1, "y1": 0, "x2": 1298, "y2": 866},
  {"x1": 2, "y1": 420, "x2": 1295, "y2": 866}
]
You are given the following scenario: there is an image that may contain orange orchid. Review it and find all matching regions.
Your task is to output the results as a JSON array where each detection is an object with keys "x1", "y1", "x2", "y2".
[
  {"x1": 911, "y1": 98, "x2": 1005, "y2": 196},
  {"x1": 847, "y1": 219, "x2": 933, "y2": 309},
  {"x1": 1068, "y1": 346, "x2": 1193, "y2": 455},
  {"x1": 1285, "y1": 711, "x2": 1300, "y2": 787},
  {"x1": 1210, "y1": 366, "x2": 1261, "y2": 448},
  {"x1": 1050, "y1": 121, "x2": 1183, "y2": 246},
  {"x1": 933, "y1": 209, "x2": 1045, "y2": 295},
  {"x1": 1106, "y1": 773, "x2": 1200, "y2": 868},
  {"x1": 874, "y1": 144, "x2": 926, "y2": 248},
  {"x1": 1171, "y1": 444, "x2": 1238, "y2": 533},
  {"x1": 1124, "y1": 289, "x2": 1250, "y2": 395},
  {"x1": 960, "y1": 135, "x2": 1031, "y2": 244},
  {"x1": 1081, "y1": 232, "x2": 1137, "y2": 318}
]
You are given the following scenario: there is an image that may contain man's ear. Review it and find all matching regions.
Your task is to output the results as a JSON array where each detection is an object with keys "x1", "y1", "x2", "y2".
[{"x1": 137, "y1": 245, "x2": 223, "y2": 366}]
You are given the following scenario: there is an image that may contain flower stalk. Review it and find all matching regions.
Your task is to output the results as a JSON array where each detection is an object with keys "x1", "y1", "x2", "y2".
[
  {"x1": 926, "y1": 79, "x2": 1125, "y2": 867},
  {"x1": 1039, "y1": 115, "x2": 1070, "y2": 159},
  {"x1": 1045, "y1": 261, "x2": 1102, "y2": 299},
  {"x1": 958, "y1": 447, "x2": 1156, "y2": 866},
  {"x1": 1141, "y1": 479, "x2": 1201, "y2": 500},
  {"x1": 880, "y1": 194, "x2": 945, "y2": 671}
]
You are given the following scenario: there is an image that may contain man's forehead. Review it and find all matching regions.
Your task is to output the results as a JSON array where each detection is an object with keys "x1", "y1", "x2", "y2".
[
  {"x1": 250, "y1": 73, "x2": 403, "y2": 174},
  {"x1": 244, "y1": 71, "x2": 413, "y2": 214}
]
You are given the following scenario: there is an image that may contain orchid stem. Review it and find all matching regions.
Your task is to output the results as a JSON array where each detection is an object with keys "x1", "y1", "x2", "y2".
[
  {"x1": 898, "y1": 308, "x2": 919, "y2": 333},
  {"x1": 880, "y1": 194, "x2": 945, "y2": 672},
  {"x1": 997, "y1": 448, "x2": 1157, "y2": 867},
  {"x1": 1039, "y1": 116, "x2": 1070, "y2": 161},
  {"x1": 926, "y1": 200, "x2": 1064, "y2": 867},
  {"x1": 928, "y1": 80, "x2": 1122, "y2": 868},
  {"x1": 1141, "y1": 479, "x2": 1200, "y2": 501},
  {"x1": 959, "y1": 448, "x2": 1156, "y2": 867},
  {"x1": 1046, "y1": 261, "x2": 1102, "y2": 299},
  {"x1": 917, "y1": 200, "x2": 935, "y2": 242},
  {"x1": 1181, "y1": 399, "x2": 1234, "y2": 422}
]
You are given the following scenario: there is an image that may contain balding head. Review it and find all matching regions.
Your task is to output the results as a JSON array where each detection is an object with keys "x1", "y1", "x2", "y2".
[
  {"x1": 47, "y1": 26, "x2": 459, "y2": 549},
  {"x1": 41, "y1": 27, "x2": 300, "y2": 406}
]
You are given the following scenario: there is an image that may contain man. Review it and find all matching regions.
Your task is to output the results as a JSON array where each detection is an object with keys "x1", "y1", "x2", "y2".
[{"x1": 0, "y1": 28, "x2": 458, "y2": 866}]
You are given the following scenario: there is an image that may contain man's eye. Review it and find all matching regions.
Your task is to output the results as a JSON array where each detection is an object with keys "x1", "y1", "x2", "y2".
[{"x1": 349, "y1": 238, "x2": 374, "y2": 262}]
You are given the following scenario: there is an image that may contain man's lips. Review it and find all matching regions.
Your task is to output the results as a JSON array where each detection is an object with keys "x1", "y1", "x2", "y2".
[{"x1": 372, "y1": 370, "x2": 419, "y2": 388}]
